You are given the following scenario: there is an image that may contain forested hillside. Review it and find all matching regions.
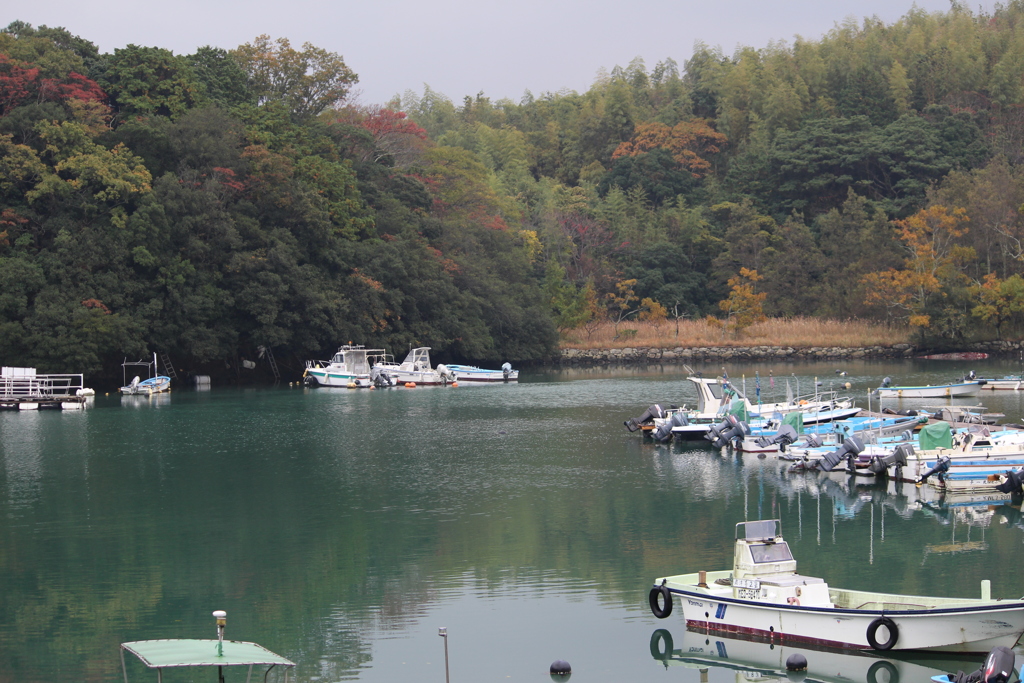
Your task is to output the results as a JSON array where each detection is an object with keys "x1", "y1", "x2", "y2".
[{"x1": 4, "y1": 4, "x2": 1024, "y2": 381}]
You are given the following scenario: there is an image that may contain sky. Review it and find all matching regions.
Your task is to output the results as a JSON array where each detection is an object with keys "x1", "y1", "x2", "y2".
[{"x1": 9, "y1": 0, "x2": 976, "y2": 107}]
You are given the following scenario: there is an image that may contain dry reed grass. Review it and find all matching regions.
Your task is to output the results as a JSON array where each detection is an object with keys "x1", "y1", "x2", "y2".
[{"x1": 559, "y1": 317, "x2": 909, "y2": 350}]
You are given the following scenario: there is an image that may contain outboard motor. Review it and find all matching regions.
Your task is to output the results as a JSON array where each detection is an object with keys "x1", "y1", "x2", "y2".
[
  {"x1": 996, "y1": 469, "x2": 1024, "y2": 495},
  {"x1": 436, "y1": 364, "x2": 457, "y2": 383},
  {"x1": 943, "y1": 645, "x2": 1017, "y2": 683},
  {"x1": 755, "y1": 425, "x2": 798, "y2": 452},
  {"x1": 881, "y1": 377, "x2": 892, "y2": 388},
  {"x1": 967, "y1": 370, "x2": 977, "y2": 381},
  {"x1": 803, "y1": 433, "x2": 824, "y2": 449},
  {"x1": 818, "y1": 436, "x2": 865, "y2": 473},
  {"x1": 916, "y1": 455, "x2": 952, "y2": 486},
  {"x1": 705, "y1": 414, "x2": 750, "y2": 449},
  {"x1": 501, "y1": 362, "x2": 512, "y2": 380},
  {"x1": 652, "y1": 411, "x2": 689, "y2": 443},
  {"x1": 371, "y1": 366, "x2": 396, "y2": 387},
  {"x1": 868, "y1": 443, "x2": 913, "y2": 477},
  {"x1": 625, "y1": 405, "x2": 665, "y2": 432}
]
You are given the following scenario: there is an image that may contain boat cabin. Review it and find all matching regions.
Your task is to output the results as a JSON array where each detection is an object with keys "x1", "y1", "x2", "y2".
[
  {"x1": 731, "y1": 520, "x2": 831, "y2": 607},
  {"x1": 329, "y1": 344, "x2": 385, "y2": 374},
  {"x1": 399, "y1": 347, "x2": 433, "y2": 371}
]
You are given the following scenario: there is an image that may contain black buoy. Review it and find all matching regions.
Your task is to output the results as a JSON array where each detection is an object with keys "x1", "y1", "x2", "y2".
[
  {"x1": 786, "y1": 653, "x2": 807, "y2": 671},
  {"x1": 550, "y1": 660, "x2": 571, "y2": 675}
]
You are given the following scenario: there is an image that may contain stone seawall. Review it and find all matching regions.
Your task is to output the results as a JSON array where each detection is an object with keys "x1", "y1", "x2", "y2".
[{"x1": 555, "y1": 339, "x2": 1024, "y2": 365}]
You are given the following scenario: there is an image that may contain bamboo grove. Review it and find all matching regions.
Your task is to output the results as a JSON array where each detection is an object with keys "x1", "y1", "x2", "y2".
[{"x1": 6, "y1": 5, "x2": 1024, "y2": 379}]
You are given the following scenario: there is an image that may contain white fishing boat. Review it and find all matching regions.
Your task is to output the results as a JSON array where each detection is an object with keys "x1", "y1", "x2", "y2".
[
  {"x1": 120, "y1": 354, "x2": 171, "y2": 395},
  {"x1": 648, "y1": 519, "x2": 1024, "y2": 652},
  {"x1": 372, "y1": 347, "x2": 456, "y2": 386},
  {"x1": 874, "y1": 377, "x2": 982, "y2": 399},
  {"x1": 304, "y1": 344, "x2": 386, "y2": 388},
  {"x1": 444, "y1": 362, "x2": 518, "y2": 382}
]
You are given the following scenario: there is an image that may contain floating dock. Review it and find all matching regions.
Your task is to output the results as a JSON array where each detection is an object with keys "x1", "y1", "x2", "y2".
[{"x1": 0, "y1": 367, "x2": 88, "y2": 410}]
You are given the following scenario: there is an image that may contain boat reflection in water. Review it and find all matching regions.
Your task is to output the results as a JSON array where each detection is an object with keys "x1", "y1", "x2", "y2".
[
  {"x1": 649, "y1": 627, "x2": 982, "y2": 683},
  {"x1": 650, "y1": 438, "x2": 1024, "y2": 537}
]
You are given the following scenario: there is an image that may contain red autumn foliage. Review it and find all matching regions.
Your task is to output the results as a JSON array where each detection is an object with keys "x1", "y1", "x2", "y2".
[
  {"x1": 0, "y1": 54, "x2": 108, "y2": 117},
  {"x1": 0, "y1": 54, "x2": 38, "y2": 115},
  {"x1": 38, "y1": 72, "x2": 107, "y2": 104},
  {"x1": 81, "y1": 299, "x2": 112, "y2": 314}
]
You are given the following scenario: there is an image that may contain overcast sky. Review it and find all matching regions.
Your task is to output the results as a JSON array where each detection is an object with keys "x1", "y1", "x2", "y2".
[{"x1": 10, "y1": 0, "x2": 971, "y2": 106}]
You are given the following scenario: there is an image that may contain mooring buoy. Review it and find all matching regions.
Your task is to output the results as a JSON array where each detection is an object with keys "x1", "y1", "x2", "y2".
[{"x1": 550, "y1": 659, "x2": 571, "y2": 675}]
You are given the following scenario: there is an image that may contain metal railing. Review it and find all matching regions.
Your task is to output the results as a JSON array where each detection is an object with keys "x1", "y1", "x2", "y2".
[{"x1": 0, "y1": 374, "x2": 84, "y2": 399}]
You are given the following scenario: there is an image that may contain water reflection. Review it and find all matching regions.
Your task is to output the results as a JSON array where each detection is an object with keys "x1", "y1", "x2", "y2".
[
  {"x1": 645, "y1": 436, "x2": 1024, "y2": 536},
  {"x1": 648, "y1": 627, "x2": 979, "y2": 683},
  {"x1": 5, "y1": 363, "x2": 1024, "y2": 682}
]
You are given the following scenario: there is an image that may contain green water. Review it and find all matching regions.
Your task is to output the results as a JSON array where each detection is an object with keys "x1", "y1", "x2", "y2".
[{"x1": 3, "y1": 359, "x2": 1024, "y2": 682}]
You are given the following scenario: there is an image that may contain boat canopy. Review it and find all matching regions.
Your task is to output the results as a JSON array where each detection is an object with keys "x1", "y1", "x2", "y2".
[
  {"x1": 919, "y1": 421, "x2": 953, "y2": 451},
  {"x1": 121, "y1": 639, "x2": 295, "y2": 682}
]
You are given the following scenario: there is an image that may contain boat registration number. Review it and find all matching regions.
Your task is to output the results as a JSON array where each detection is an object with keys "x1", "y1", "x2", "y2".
[
  {"x1": 733, "y1": 578, "x2": 760, "y2": 590},
  {"x1": 736, "y1": 588, "x2": 760, "y2": 599}
]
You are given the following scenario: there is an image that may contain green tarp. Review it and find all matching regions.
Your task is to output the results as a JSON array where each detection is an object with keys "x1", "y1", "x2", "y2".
[
  {"x1": 728, "y1": 399, "x2": 749, "y2": 423},
  {"x1": 782, "y1": 411, "x2": 804, "y2": 435},
  {"x1": 121, "y1": 639, "x2": 295, "y2": 669},
  {"x1": 918, "y1": 421, "x2": 953, "y2": 451}
]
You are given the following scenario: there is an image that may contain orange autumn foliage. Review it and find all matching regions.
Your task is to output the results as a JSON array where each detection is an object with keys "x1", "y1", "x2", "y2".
[{"x1": 612, "y1": 119, "x2": 727, "y2": 177}]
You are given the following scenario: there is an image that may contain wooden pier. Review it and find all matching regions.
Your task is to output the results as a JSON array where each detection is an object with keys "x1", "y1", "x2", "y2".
[{"x1": 0, "y1": 368, "x2": 88, "y2": 410}]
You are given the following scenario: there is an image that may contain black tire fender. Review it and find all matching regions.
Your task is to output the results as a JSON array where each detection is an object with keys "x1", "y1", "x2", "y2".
[
  {"x1": 649, "y1": 629, "x2": 674, "y2": 660},
  {"x1": 866, "y1": 616, "x2": 899, "y2": 650},
  {"x1": 649, "y1": 585, "x2": 673, "y2": 619}
]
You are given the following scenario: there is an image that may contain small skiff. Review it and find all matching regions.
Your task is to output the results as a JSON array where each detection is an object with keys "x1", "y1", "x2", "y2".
[
  {"x1": 874, "y1": 380, "x2": 983, "y2": 399},
  {"x1": 648, "y1": 519, "x2": 1024, "y2": 653}
]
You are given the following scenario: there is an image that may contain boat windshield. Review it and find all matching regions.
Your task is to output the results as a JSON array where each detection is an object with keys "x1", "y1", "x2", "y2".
[{"x1": 749, "y1": 542, "x2": 794, "y2": 564}]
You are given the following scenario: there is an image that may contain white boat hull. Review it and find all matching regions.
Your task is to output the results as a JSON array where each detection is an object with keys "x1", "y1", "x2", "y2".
[
  {"x1": 981, "y1": 378, "x2": 1023, "y2": 390},
  {"x1": 383, "y1": 370, "x2": 448, "y2": 386},
  {"x1": 876, "y1": 382, "x2": 982, "y2": 398},
  {"x1": 304, "y1": 369, "x2": 368, "y2": 387},
  {"x1": 664, "y1": 576, "x2": 1024, "y2": 653},
  {"x1": 445, "y1": 365, "x2": 518, "y2": 382}
]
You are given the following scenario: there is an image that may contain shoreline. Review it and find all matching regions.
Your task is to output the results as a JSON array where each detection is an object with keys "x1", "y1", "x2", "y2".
[{"x1": 552, "y1": 339, "x2": 1023, "y2": 365}]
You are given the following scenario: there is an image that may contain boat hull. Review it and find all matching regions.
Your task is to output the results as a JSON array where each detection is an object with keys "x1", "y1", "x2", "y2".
[
  {"x1": 445, "y1": 365, "x2": 519, "y2": 382},
  {"x1": 981, "y1": 378, "x2": 1023, "y2": 390},
  {"x1": 665, "y1": 580, "x2": 1024, "y2": 653},
  {"x1": 119, "y1": 377, "x2": 171, "y2": 395},
  {"x1": 875, "y1": 382, "x2": 982, "y2": 398},
  {"x1": 304, "y1": 369, "x2": 368, "y2": 387}
]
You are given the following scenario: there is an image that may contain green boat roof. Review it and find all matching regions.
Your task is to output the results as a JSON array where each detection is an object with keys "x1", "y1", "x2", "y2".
[{"x1": 121, "y1": 639, "x2": 295, "y2": 669}]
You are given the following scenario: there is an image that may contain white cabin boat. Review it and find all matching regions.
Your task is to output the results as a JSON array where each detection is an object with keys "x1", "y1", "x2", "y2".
[
  {"x1": 649, "y1": 519, "x2": 1024, "y2": 653},
  {"x1": 373, "y1": 347, "x2": 455, "y2": 386},
  {"x1": 304, "y1": 344, "x2": 386, "y2": 388},
  {"x1": 445, "y1": 362, "x2": 518, "y2": 383}
]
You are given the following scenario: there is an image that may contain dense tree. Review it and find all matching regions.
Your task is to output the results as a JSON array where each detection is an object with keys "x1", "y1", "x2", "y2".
[
  {"x1": 231, "y1": 35, "x2": 356, "y2": 120},
  {"x1": 16, "y1": 3, "x2": 1024, "y2": 379}
]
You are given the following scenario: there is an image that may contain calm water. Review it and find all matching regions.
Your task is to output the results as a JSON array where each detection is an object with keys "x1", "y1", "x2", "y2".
[{"x1": 4, "y1": 359, "x2": 1024, "y2": 683}]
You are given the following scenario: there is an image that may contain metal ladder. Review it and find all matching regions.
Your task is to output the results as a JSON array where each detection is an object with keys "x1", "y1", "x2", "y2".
[
  {"x1": 264, "y1": 346, "x2": 281, "y2": 382},
  {"x1": 159, "y1": 352, "x2": 179, "y2": 381}
]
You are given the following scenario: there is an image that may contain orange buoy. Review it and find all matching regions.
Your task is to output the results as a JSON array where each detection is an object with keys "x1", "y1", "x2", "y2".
[
  {"x1": 404, "y1": 382, "x2": 416, "y2": 388},
  {"x1": 451, "y1": 381, "x2": 458, "y2": 387}
]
